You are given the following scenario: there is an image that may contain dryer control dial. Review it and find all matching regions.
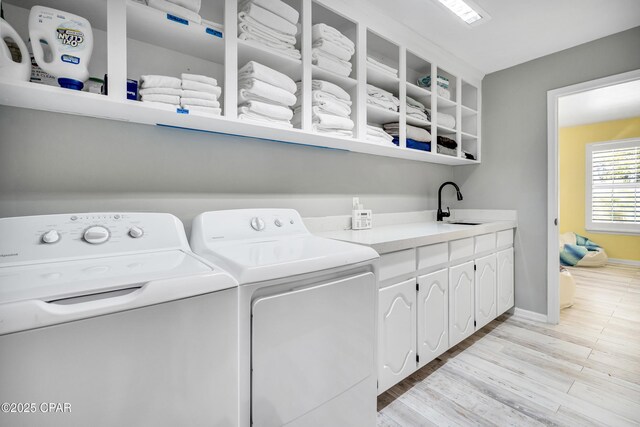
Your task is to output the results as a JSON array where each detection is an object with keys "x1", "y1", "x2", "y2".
[
  {"x1": 41, "y1": 230, "x2": 60, "y2": 244},
  {"x1": 250, "y1": 217, "x2": 265, "y2": 231},
  {"x1": 84, "y1": 226, "x2": 110, "y2": 244},
  {"x1": 129, "y1": 226, "x2": 144, "y2": 238}
]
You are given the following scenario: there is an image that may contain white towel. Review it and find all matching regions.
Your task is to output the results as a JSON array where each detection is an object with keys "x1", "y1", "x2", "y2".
[
  {"x1": 237, "y1": 36, "x2": 302, "y2": 60},
  {"x1": 438, "y1": 112, "x2": 456, "y2": 129},
  {"x1": 142, "y1": 101, "x2": 179, "y2": 111},
  {"x1": 141, "y1": 94, "x2": 181, "y2": 104},
  {"x1": 141, "y1": 75, "x2": 182, "y2": 89},
  {"x1": 238, "y1": 112, "x2": 293, "y2": 128},
  {"x1": 166, "y1": 0, "x2": 200, "y2": 13},
  {"x1": 184, "y1": 105, "x2": 222, "y2": 117},
  {"x1": 293, "y1": 89, "x2": 352, "y2": 109},
  {"x1": 181, "y1": 80, "x2": 222, "y2": 96},
  {"x1": 239, "y1": 0, "x2": 298, "y2": 25},
  {"x1": 181, "y1": 89, "x2": 218, "y2": 101},
  {"x1": 312, "y1": 38, "x2": 354, "y2": 61},
  {"x1": 238, "y1": 78, "x2": 297, "y2": 106},
  {"x1": 239, "y1": 3, "x2": 297, "y2": 35},
  {"x1": 147, "y1": 0, "x2": 202, "y2": 24},
  {"x1": 407, "y1": 96, "x2": 426, "y2": 110},
  {"x1": 181, "y1": 97, "x2": 220, "y2": 108},
  {"x1": 367, "y1": 96, "x2": 398, "y2": 112},
  {"x1": 312, "y1": 24, "x2": 355, "y2": 52},
  {"x1": 139, "y1": 87, "x2": 182, "y2": 96},
  {"x1": 238, "y1": 13, "x2": 297, "y2": 45},
  {"x1": 309, "y1": 80, "x2": 350, "y2": 101},
  {"x1": 367, "y1": 124, "x2": 394, "y2": 142},
  {"x1": 367, "y1": 56, "x2": 398, "y2": 77},
  {"x1": 367, "y1": 84, "x2": 399, "y2": 105},
  {"x1": 384, "y1": 123, "x2": 432, "y2": 142},
  {"x1": 239, "y1": 61, "x2": 297, "y2": 94},
  {"x1": 239, "y1": 100, "x2": 293, "y2": 120},
  {"x1": 181, "y1": 73, "x2": 217, "y2": 86},
  {"x1": 312, "y1": 49, "x2": 352, "y2": 77},
  {"x1": 308, "y1": 98, "x2": 350, "y2": 117},
  {"x1": 437, "y1": 86, "x2": 452, "y2": 100},
  {"x1": 313, "y1": 127, "x2": 352, "y2": 137},
  {"x1": 312, "y1": 110, "x2": 354, "y2": 130}
]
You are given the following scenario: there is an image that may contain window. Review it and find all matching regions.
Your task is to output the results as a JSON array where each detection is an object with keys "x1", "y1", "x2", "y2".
[{"x1": 586, "y1": 138, "x2": 640, "y2": 234}]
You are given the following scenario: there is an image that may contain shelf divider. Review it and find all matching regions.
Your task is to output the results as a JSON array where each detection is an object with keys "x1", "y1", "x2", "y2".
[
  {"x1": 225, "y1": 0, "x2": 237, "y2": 119},
  {"x1": 107, "y1": 0, "x2": 127, "y2": 101}
]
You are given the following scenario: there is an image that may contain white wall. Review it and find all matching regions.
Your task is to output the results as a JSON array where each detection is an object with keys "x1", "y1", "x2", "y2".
[
  {"x1": 454, "y1": 26, "x2": 640, "y2": 316},
  {"x1": 0, "y1": 106, "x2": 454, "y2": 233}
]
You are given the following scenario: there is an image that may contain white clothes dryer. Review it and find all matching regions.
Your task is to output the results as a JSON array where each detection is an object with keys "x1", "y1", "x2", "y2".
[
  {"x1": 0, "y1": 212, "x2": 238, "y2": 427},
  {"x1": 190, "y1": 209, "x2": 379, "y2": 427}
]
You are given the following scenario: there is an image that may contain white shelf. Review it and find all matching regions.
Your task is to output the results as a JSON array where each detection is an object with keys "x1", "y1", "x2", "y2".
[
  {"x1": 406, "y1": 115, "x2": 431, "y2": 127},
  {"x1": 237, "y1": 39, "x2": 302, "y2": 81},
  {"x1": 461, "y1": 131, "x2": 478, "y2": 139},
  {"x1": 405, "y1": 82, "x2": 431, "y2": 105},
  {"x1": 127, "y1": 1, "x2": 224, "y2": 64},
  {"x1": 367, "y1": 104, "x2": 399, "y2": 125},
  {"x1": 461, "y1": 105, "x2": 477, "y2": 117},
  {"x1": 366, "y1": 65, "x2": 399, "y2": 94},
  {"x1": 437, "y1": 96, "x2": 456, "y2": 108},
  {"x1": 312, "y1": 66, "x2": 357, "y2": 89},
  {"x1": 437, "y1": 124, "x2": 457, "y2": 134}
]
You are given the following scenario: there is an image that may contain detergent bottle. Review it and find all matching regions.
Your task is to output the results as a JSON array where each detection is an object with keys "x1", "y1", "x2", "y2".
[
  {"x1": 0, "y1": 17, "x2": 31, "y2": 81},
  {"x1": 28, "y1": 5, "x2": 93, "y2": 90}
]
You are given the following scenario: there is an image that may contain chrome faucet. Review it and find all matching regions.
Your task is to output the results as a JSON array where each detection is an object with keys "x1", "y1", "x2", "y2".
[{"x1": 437, "y1": 182, "x2": 463, "y2": 221}]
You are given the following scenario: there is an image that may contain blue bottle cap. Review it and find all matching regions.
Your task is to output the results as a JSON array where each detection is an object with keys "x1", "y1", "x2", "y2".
[{"x1": 58, "y1": 78, "x2": 84, "y2": 91}]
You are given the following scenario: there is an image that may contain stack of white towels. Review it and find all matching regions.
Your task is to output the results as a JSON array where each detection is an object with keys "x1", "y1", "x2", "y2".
[
  {"x1": 146, "y1": 0, "x2": 203, "y2": 24},
  {"x1": 311, "y1": 23, "x2": 355, "y2": 77},
  {"x1": 406, "y1": 96, "x2": 430, "y2": 123},
  {"x1": 181, "y1": 73, "x2": 222, "y2": 117},
  {"x1": 425, "y1": 108, "x2": 456, "y2": 129},
  {"x1": 139, "y1": 75, "x2": 183, "y2": 111},
  {"x1": 238, "y1": 0, "x2": 301, "y2": 60},
  {"x1": 238, "y1": 61, "x2": 296, "y2": 129},
  {"x1": 367, "y1": 84, "x2": 399, "y2": 112},
  {"x1": 366, "y1": 125, "x2": 394, "y2": 146},
  {"x1": 367, "y1": 56, "x2": 398, "y2": 78},
  {"x1": 292, "y1": 80, "x2": 354, "y2": 137}
]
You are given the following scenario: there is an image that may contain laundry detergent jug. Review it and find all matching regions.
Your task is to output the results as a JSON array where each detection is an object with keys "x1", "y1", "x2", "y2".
[
  {"x1": 28, "y1": 6, "x2": 93, "y2": 90},
  {"x1": 0, "y1": 17, "x2": 31, "y2": 81}
]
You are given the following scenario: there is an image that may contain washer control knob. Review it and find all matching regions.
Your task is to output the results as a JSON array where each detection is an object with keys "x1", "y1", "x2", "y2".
[
  {"x1": 129, "y1": 226, "x2": 144, "y2": 238},
  {"x1": 84, "y1": 226, "x2": 110, "y2": 244},
  {"x1": 250, "y1": 217, "x2": 265, "y2": 231},
  {"x1": 41, "y1": 230, "x2": 60, "y2": 244},
  {"x1": 274, "y1": 218, "x2": 283, "y2": 227}
]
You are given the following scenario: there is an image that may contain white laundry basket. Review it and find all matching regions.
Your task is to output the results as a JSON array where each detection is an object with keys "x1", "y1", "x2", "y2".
[{"x1": 560, "y1": 268, "x2": 576, "y2": 309}]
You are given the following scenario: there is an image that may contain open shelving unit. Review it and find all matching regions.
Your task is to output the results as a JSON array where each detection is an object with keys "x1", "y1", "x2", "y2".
[{"x1": 0, "y1": 0, "x2": 481, "y2": 165}]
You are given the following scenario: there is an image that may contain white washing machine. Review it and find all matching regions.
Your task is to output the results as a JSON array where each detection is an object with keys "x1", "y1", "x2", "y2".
[
  {"x1": 190, "y1": 209, "x2": 379, "y2": 427},
  {"x1": 0, "y1": 212, "x2": 238, "y2": 427}
]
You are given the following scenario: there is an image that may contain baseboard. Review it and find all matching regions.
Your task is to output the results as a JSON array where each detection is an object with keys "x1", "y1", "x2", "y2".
[
  {"x1": 608, "y1": 258, "x2": 640, "y2": 267},
  {"x1": 513, "y1": 307, "x2": 548, "y2": 323}
]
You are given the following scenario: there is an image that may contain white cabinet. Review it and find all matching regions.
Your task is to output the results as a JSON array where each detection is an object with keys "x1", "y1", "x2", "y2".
[
  {"x1": 474, "y1": 253, "x2": 497, "y2": 330},
  {"x1": 417, "y1": 269, "x2": 448, "y2": 368},
  {"x1": 497, "y1": 248, "x2": 515, "y2": 315},
  {"x1": 448, "y1": 261, "x2": 475, "y2": 347},
  {"x1": 378, "y1": 278, "x2": 417, "y2": 393}
]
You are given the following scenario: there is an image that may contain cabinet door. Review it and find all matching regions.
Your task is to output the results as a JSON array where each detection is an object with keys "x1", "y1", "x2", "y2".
[
  {"x1": 449, "y1": 262, "x2": 475, "y2": 347},
  {"x1": 475, "y1": 254, "x2": 497, "y2": 330},
  {"x1": 497, "y1": 247, "x2": 515, "y2": 315},
  {"x1": 417, "y1": 269, "x2": 448, "y2": 368},
  {"x1": 378, "y1": 278, "x2": 417, "y2": 394}
]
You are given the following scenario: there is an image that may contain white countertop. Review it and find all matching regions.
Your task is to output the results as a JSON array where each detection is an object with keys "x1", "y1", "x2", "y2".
[{"x1": 308, "y1": 210, "x2": 517, "y2": 254}]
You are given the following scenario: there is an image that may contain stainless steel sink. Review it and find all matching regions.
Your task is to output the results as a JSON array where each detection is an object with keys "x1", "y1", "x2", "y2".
[{"x1": 447, "y1": 221, "x2": 482, "y2": 225}]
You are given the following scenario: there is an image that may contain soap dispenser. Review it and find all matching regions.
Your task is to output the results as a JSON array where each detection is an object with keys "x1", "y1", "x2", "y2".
[{"x1": 351, "y1": 197, "x2": 372, "y2": 230}]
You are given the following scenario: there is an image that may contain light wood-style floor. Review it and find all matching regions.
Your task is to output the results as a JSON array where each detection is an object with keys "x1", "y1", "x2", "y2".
[{"x1": 377, "y1": 264, "x2": 640, "y2": 426}]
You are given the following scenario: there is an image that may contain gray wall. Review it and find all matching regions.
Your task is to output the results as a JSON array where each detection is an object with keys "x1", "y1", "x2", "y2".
[
  {"x1": 454, "y1": 26, "x2": 640, "y2": 315},
  {"x1": 0, "y1": 106, "x2": 454, "y2": 233}
]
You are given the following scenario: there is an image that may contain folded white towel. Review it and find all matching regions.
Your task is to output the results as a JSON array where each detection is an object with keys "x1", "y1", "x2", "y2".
[
  {"x1": 141, "y1": 75, "x2": 182, "y2": 89},
  {"x1": 181, "y1": 73, "x2": 217, "y2": 87},
  {"x1": 139, "y1": 87, "x2": 182, "y2": 96},
  {"x1": 147, "y1": 0, "x2": 202, "y2": 24},
  {"x1": 184, "y1": 105, "x2": 222, "y2": 117},
  {"x1": 315, "y1": 99, "x2": 351, "y2": 117},
  {"x1": 367, "y1": 56, "x2": 398, "y2": 77},
  {"x1": 238, "y1": 78, "x2": 297, "y2": 106},
  {"x1": 312, "y1": 23, "x2": 355, "y2": 51},
  {"x1": 312, "y1": 49, "x2": 352, "y2": 77},
  {"x1": 367, "y1": 84, "x2": 399, "y2": 105},
  {"x1": 142, "y1": 101, "x2": 179, "y2": 111},
  {"x1": 181, "y1": 89, "x2": 218, "y2": 101},
  {"x1": 237, "y1": 36, "x2": 302, "y2": 60},
  {"x1": 312, "y1": 38, "x2": 354, "y2": 62},
  {"x1": 239, "y1": 3, "x2": 297, "y2": 35},
  {"x1": 238, "y1": 112, "x2": 293, "y2": 128},
  {"x1": 309, "y1": 80, "x2": 350, "y2": 101},
  {"x1": 437, "y1": 86, "x2": 452, "y2": 100},
  {"x1": 239, "y1": 100, "x2": 293, "y2": 120},
  {"x1": 181, "y1": 97, "x2": 220, "y2": 108},
  {"x1": 166, "y1": 0, "x2": 200, "y2": 13},
  {"x1": 239, "y1": 61, "x2": 297, "y2": 94},
  {"x1": 367, "y1": 124, "x2": 393, "y2": 140},
  {"x1": 240, "y1": 0, "x2": 298, "y2": 25},
  {"x1": 384, "y1": 123, "x2": 432, "y2": 142},
  {"x1": 367, "y1": 97, "x2": 398, "y2": 112},
  {"x1": 182, "y1": 80, "x2": 222, "y2": 96},
  {"x1": 407, "y1": 96, "x2": 426, "y2": 110},
  {"x1": 293, "y1": 89, "x2": 352, "y2": 110},
  {"x1": 438, "y1": 112, "x2": 456, "y2": 129},
  {"x1": 312, "y1": 110, "x2": 354, "y2": 130},
  {"x1": 407, "y1": 111, "x2": 430, "y2": 122},
  {"x1": 238, "y1": 16, "x2": 297, "y2": 45},
  {"x1": 313, "y1": 127, "x2": 353, "y2": 137},
  {"x1": 141, "y1": 94, "x2": 181, "y2": 104}
]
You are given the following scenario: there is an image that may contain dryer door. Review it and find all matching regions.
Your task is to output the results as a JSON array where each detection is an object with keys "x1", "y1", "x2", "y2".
[{"x1": 251, "y1": 272, "x2": 376, "y2": 427}]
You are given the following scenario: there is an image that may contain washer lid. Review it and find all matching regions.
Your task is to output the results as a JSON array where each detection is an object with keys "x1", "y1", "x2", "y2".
[
  {"x1": 0, "y1": 250, "x2": 235, "y2": 305},
  {"x1": 195, "y1": 235, "x2": 378, "y2": 284}
]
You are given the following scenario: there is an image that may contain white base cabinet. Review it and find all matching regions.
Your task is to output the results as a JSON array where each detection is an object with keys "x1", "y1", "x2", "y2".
[
  {"x1": 475, "y1": 253, "x2": 497, "y2": 330},
  {"x1": 378, "y1": 278, "x2": 417, "y2": 393},
  {"x1": 417, "y1": 269, "x2": 449, "y2": 369},
  {"x1": 497, "y1": 248, "x2": 515, "y2": 315},
  {"x1": 448, "y1": 261, "x2": 475, "y2": 347}
]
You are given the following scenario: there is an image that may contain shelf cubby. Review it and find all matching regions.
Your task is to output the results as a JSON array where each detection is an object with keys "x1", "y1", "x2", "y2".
[
  {"x1": 435, "y1": 66, "x2": 457, "y2": 104},
  {"x1": 366, "y1": 104, "x2": 399, "y2": 125},
  {"x1": 406, "y1": 50, "x2": 432, "y2": 109},
  {"x1": 366, "y1": 30, "x2": 399, "y2": 94}
]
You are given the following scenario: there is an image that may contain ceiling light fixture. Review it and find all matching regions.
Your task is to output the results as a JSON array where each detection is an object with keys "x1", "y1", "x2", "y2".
[{"x1": 437, "y1": 0, "x2": 486, "y2": 25}]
